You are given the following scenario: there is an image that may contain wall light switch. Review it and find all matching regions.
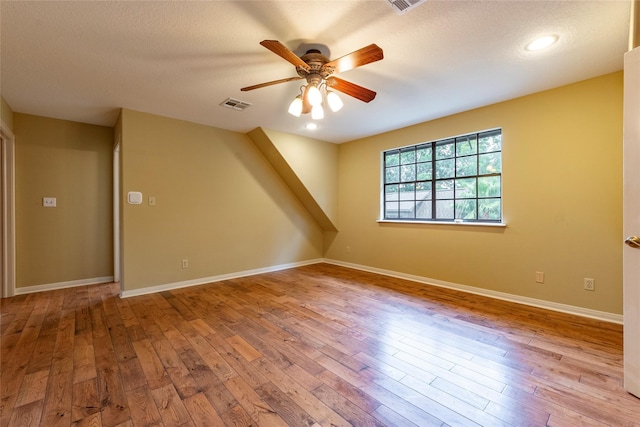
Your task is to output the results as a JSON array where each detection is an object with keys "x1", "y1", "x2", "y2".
[
  {"x1": 127, "y1": 191, "x2": 143, "y2": 205},
  {"x1": 149, "y1": 196, "x2": 156, "y2": 206},
  {"x1": 43, "y1": 197, "x2": 56, "y2": 207}
]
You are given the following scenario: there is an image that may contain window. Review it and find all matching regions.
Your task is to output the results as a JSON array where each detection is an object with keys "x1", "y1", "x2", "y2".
[{"x1": 382, "y1": 129, "x2": 502, "y2": 222}]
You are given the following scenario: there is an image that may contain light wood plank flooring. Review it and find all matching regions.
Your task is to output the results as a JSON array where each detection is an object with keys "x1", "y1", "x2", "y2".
[{"x1": 2, "y1": 263, "x2": 639, "y2": 426}]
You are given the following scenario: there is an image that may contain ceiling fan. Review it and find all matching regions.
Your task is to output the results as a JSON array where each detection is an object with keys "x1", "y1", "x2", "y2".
[{"x1": 241, "y1": 40, "x2": 383, "y2": 117}]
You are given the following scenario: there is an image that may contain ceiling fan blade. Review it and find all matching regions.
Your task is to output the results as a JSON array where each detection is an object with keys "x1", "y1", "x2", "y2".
[
  {"x1": 322, "y1": 44, "x2": 383, "y2": 74},
  {"x1": 241, "y1": 76, "x2": 303, "y2": 92},
  {"x1": 326, "y1": 77, "x2": 377, "y2": 103},
  {"x1": 260, "y1": 40, "x2": 310, "y2": 72}
]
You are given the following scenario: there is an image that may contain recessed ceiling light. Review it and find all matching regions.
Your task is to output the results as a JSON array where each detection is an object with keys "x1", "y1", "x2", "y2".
[
  {"x1": 525, "y1": 35, "x2": 559, "y2": 51},
  {"x1": 305, "y1": 123, "x2": 318, "y2": 130}
]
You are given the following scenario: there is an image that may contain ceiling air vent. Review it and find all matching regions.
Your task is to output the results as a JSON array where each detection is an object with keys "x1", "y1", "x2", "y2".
[
  {"x1": 220, "y1": 98, "x2": 252, "y2": 111},
  {"x1": 387, "y1": 0, "x2": 427, "y2": 15}
]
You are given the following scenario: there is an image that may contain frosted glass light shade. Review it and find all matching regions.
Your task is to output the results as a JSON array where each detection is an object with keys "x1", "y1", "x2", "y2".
[
  {"x1": 326, "y1": 91, "x2": 343, "y2": 112},
  {"x1": 288, "y1": 96, "x2": 303, "y2": 117},
  {"x1": 311, "y1": 104, "x2": 324, "y2": 120},
  {"x1": 307, "y1": 85, "x2": 322, "y2": 106}
]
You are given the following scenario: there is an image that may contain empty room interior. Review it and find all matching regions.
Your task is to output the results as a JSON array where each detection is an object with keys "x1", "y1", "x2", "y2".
[{"x1": 2, "y1": 1, "x2": 640, "y2": 426}]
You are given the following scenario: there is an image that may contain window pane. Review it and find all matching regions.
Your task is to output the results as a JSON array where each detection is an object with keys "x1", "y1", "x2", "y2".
[
  {"x1": 399, "y1": 183, "x2": 415, "y2": 200},
  {"x1": 479, "y1": 152, "x2": 501, "y2": 174},
  {"x1": 417, "y1": 162, "x2": 432, "y2": 181},
  {"x1": 456, "y1": 155, "x2": 477, "y2": 177},
  {"x1": 385, "y1": 184, "x2": 399, "y2": 201},
  {"x1": 416, "y1": 182, "x2": 432, "y2": 200},
  {"x1": 416, "y1": 145, "x2": 432, "y2": 162},
  {"x1": 479, "y1": 131, "x2": 502, "y2": 153},
  {"x1": 435, "y1": 180, "x2": 454, "y2": 199},
  {"x1": 478, "y1": 176, "x2": 501, "y2": 198},
  {"x1": 400, "y1": 148, "x2": 416, "y2": 164},
  {"x1": 385, "y1": 166, "x2": 400, "y2": 183},
  {"x1": 416, "y1": 201, "x2": 432, "y2": 219},
  {"x1": 385, "y1": 151, "x2": 399, "y2": 167},
  {"x1": 456, "y1": 136, "x2": 477, "y2": 156},
  {"x1": 435, "y1": 159, "x2": 454, "y2": 179},
  {"x1": 455, "y1": 199, "x2": 477, "y2": 220},
  {"x1": 436, "y1": 200, "x2": 454, "y2": 219},
  {"x1": 455, "y1": 178, "x2": 476, "y2": 199},
  {"x1": 479, "y1": 198, "x2": 501, "y2": 220},
  {"x1": 401, "y1": 164, "x2": 415, "y2": 182},
  {"x1": 435, "y1": 140, "x2": 455, "y2": 159},
  {"x1": 385, "y1": 201, "x2": 399, "y2": 218},
  {"x1": 399, "y1": 201, "x2": 415, "y2": 218}
]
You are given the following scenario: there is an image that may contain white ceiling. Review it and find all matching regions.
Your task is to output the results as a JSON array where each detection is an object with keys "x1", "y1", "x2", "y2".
[{"x1": 0, "y1": 0, "x2": 631, "y2": 143}]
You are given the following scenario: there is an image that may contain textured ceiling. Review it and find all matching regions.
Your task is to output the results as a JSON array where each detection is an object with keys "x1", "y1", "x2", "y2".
[{"x1": 0, "y1": 1, "x2": 632, "y2": 143}]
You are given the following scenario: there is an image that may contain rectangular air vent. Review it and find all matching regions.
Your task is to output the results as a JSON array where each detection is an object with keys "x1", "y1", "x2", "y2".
[
  {"x1": 220, "y1": 98, "x2": 252, "y2": 111},
  {"x1": 387, "y1": 0, "x2": 427, "y2": 15}
]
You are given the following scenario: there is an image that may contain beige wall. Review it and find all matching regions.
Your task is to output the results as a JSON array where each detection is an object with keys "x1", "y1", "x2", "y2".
[
  {"x1": 1, "y1": 96, "x2": 14, "y2": 131},
  {"x1": 326, "y1": 72, "x2": 624, "y2": 314},
  {"x1": 119, "y1": 109, "x2": 323, "y2": 291},
  {"x1": 14, "y1": 113, "x2": 114, "y2": 288},
  {"x1": 261, "y1": 128, "x2": 339, "y2": 226}
]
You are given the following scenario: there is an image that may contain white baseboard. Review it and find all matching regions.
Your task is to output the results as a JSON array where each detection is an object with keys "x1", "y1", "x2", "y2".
[
  {"x1": 120, "y1": 258, "x2": 324, "y2": 298},
  {"x1": 41, "y1": 258, "x2": 618, "y2": 325},
  {"x1": 323, "y1": 259, "x2": 623, "y2": 324},
  {"x1": 14, "y1": 276, "x2": 115, "y2": 295}
]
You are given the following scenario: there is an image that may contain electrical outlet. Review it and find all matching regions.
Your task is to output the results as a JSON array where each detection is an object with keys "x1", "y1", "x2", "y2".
[
  {"x1": 584, "y1": 278, "x2": 595, "y2": 291},
  {"x1": 535, "y1": 271, "x2": 544, "y2": 283},
  {"x1": 182, "y1": 259, "x2": 189, "y2": 269},
  {"x1": 43, "y1": 197, "x2": 56, "y2": 207},
  {"x1": 346, "y1": 246, "x2": 351, "y2": 254}
]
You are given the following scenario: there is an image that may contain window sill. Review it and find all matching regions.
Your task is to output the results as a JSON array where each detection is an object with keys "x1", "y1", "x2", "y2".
[{"x1": 377, "y1": 219, "x2": 507, "y2": 227}]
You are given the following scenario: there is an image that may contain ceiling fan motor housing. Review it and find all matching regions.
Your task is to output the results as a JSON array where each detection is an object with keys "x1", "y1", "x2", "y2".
[{"x1": 298, "y1": 49, "x2": 334, "y2": 82}]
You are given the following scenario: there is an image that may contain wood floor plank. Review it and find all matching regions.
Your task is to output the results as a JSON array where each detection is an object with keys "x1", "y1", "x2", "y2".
[
  {"x1": 131, "y1": 339, "x2": 171, "y2": 391},
  {"x1": 125, "y1": 385, "x2": 163, "y2": 427},
  {"x1": 311, "y1": 382, "x2": 387, "y2": 427},
  {"x1": 1, "y1": 264, "x2": 638, "y2": 426},
  {"x1": 223, "y1": 375, "x2": 289, "y2": 427},
  {"x1": 40, "y1": 371, "x2": 73, "y2": 427},
  {"x1": 254, "y1": 381, "x2": 319, "y2": 427},
  {"x1": 71, "y1": 378, "x2": 101, "y2": 423},
  {"x1": 182, "y1": 392, "x2": 226, "y2": 427},
  {"x1": 150, "y1": 383, "x2": 192, "y2": 427},
  {"x1": 7, "y1": 399, "x2": 43, "y2": 427},
  {"x1": 14, "y1": 368, "x2": 50, "y2": 407}
]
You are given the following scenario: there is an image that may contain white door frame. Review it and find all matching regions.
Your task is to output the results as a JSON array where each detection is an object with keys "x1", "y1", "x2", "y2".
[
  {"x1": 113, "y1": 141, "x2": 121, "y2": 287},
  {"x1": 1, "y1": 120, "x2": 16, "y2": 298}
]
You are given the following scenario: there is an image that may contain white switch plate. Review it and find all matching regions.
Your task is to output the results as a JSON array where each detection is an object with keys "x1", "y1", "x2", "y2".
[
  {"x1": 43, "y1": 197, "x2": 56, "y2": 207},
  {"x1": 128, "y1": 191, "x2": 143, "y2": 204}
]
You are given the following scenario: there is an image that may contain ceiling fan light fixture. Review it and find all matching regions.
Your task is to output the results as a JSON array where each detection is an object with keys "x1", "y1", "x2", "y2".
[
  {"x1": 326, "y1": 91, "x2": 344, "y2": 112},
  {"x1": 311, "y1": 104, "x2": 324, "y2": 120},
  {"x1": 525, "y1": 34, "x2": 558, "y2": 51},
  {"x1": 288, "y1": 95, "x2": 303, "y2": 117},
  {"x1": 307, "y1": 85, "x2": 323, "y2": 106}
]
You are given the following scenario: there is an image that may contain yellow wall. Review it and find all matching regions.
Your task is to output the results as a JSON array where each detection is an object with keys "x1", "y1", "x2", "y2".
[
  {"x1": 14, "y1": 114, "x2": 114, "y2": 287},
  {"x1": 326, "y1": 72, "x2": 624, "y2": 314},
  {"x1": 1, "y1": 96, "x2": 14, "y2": 131},
  {"x1": 119, "y1": 109, "x2": 323, "y2": 291},
  {"x1": 261, "y1": 128, "x2": 339, "y2": 226}
]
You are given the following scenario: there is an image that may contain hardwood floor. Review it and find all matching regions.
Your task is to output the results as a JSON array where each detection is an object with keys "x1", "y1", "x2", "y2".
[{"x1": 1, "y1": 263, "x2": 639, "y2": 426}]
